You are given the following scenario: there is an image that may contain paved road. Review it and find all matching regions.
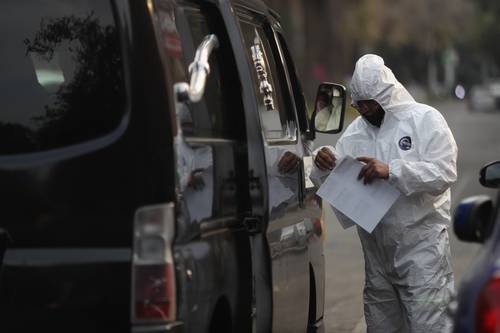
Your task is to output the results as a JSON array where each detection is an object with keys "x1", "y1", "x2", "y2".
[{"x1": 315, "y1": 100, "x2": 500, "y2": 332}]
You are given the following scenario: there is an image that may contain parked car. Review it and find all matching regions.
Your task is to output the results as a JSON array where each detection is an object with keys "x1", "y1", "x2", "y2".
[
  {"x1": 468, "y1": 79, "x2": 500, "y2": 112},
  {"x1": 452, "y1": 160, "x2": 500, "y2": 332},
  {"x1": 0, "y1": 0, "x2": 346, "y2": 332}
]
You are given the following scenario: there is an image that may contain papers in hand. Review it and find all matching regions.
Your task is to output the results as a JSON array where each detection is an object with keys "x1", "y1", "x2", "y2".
[{"x1": 316, "y1": 156, "x2": 400, "y2": 233}]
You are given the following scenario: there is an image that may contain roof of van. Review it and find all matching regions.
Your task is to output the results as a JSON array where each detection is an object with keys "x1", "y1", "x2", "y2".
[{"x1": 229, "y1": 0, "x2": 279, "y2": 18}]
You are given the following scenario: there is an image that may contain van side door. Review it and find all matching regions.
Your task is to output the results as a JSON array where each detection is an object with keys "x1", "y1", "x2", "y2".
[
  {"x1": 152, "y1": 1, "x2": 254, "y2": 331},
  {"x1": 236, "y1": 8, "x2": 313, "y2": 332},
  {"x1": 271, "y1": 21, "x2": 326, "y2": 330}
]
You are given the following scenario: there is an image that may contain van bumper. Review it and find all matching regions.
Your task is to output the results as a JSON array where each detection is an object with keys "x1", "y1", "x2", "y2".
[{"x1": 132, "y1": 322, "x2": 184, "y2": 333}]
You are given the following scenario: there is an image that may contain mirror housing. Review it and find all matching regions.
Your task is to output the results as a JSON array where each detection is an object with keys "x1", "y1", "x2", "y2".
[
  {"x1": 480, "y1": 160, "x2": 500, "y2": 189},
  {"x1": 312, "y1": 82, "x2": 346, "y2": 134},
  {"x1": 453, "y1": 195, "x2": 494, "y2": 243}
]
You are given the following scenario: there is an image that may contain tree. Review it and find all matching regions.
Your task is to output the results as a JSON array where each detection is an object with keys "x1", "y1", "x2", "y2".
[
  {"x1": 24, "y1": 12, "x2": 124, "y2": 150},
  {"x1": 265, "y1": 0, "x2": 476, "y2": 95},
  {"x1": 474, "y1": 0, "x2": 500, "y2": 73}
]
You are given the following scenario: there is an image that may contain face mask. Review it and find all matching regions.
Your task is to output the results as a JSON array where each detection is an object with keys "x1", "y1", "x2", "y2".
[
  {"x1": 362, "y1": 106, "x2": 385, "y2": 127},
  {"x1": 355, "y1": 101, "x2": 385, "y2": 127}
]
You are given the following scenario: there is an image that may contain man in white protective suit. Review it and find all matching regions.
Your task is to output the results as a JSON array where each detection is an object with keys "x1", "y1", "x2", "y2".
[{"x1": 314, "y1": 54, "x2": 458, "y2": 332}]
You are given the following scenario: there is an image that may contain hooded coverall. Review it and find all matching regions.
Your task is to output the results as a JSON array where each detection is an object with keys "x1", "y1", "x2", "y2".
[{"x1": 320, "y1": 54, "x2": 458, "y2": 332}]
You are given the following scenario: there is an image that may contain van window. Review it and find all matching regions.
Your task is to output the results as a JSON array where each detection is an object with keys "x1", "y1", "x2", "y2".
[
  {"x1": 174, "y1": 4, "x2": 243, "y2": 140},
  {"x1": 0, "y1": 1, "x2": 125, "y2": 155},
  {"x1": 275, "y1": 32, "x2": 309, "y2": 133},
  {"x1": 239, "y1": 20, "x2": 297, "y2": 143},
  {"x1": 162, "y1": 2, "x2": 246, "y2": 222}
]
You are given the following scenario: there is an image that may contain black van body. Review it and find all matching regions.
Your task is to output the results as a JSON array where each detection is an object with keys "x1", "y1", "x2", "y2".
[{"x1": 0, "y1": 0, "x2": 343, "y2": 332}]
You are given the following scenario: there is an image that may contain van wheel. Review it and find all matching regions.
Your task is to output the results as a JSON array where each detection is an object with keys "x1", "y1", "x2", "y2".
[
  {"x1": 307, "y1": 266, "x2": 317, "y2": 333},
  {"x1": 209, "y1": 297, "x2": 232, "y2": 333}
]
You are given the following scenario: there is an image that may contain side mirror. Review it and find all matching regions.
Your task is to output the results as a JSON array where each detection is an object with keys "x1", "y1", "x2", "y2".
[
  {"x1": 312, "y1": 83, "x2": 346, "y2": 134},
  {"x1": 453, "y1": 195, "x2": 494, "y2": 243},
  {"x1": 480, "y1": 160, "x2": 500, "y2": 189}
]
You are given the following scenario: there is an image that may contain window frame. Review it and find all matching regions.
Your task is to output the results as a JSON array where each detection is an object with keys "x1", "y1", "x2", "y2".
[
  {"x1": 237, "y1": 13, "x2": 299, "y2": 146},
  {"x1": 173, "y1": 2, "x2": 244, "y2": 142},
  {"x1": 273, "y1": 30, "x2": 310, "y2": 136}
]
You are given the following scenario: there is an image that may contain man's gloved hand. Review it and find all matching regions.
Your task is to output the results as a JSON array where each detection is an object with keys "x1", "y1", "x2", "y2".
[
  {"x1": 314, "y1": 147, "x2": 336, "y2": 171},
  {"x1": 278, "y1": 151, "x2": 300, "y2": 174},
  {"x1": 357, "y1": 156, "x2": 389, "y2": 184}
]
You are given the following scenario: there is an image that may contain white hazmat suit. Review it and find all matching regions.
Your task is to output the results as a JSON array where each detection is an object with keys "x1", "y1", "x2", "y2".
[{"x1": 318, "y1": 54, "x2": 458, "y2": 332}]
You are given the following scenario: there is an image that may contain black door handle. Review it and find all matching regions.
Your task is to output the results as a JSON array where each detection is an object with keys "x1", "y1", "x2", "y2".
[{"x1": 243, "y1": 216, "x2": 263, "y2": 234}]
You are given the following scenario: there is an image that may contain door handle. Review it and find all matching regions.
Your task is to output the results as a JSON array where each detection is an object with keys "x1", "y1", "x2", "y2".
[{"x1": 243, "y1": 216, "x2": 263, "y2": 234}]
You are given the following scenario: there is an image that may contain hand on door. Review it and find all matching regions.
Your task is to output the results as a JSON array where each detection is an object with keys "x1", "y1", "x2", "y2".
[{"x1": 278, "y1": 151, "x2": 300, "y2": 174}]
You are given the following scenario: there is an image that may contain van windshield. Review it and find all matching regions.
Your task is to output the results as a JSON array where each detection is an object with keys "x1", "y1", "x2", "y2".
[{"x1": 0, "y1": 0, "x2": 125, "y2": 155}]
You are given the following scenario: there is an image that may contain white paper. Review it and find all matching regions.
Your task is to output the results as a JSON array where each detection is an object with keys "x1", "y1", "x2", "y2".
[
  {"x1": 332, "y1": 206, "x2": 356, "y2": 229},
  {"x1": 268, "y1": 177, "x2": 295, "y2": 210},
  {"x1": 192, "y1": 146, "x2": 213, "y2": 170},
  {"x1": 309, "y1": 164, "x2": 331, "y2": 189},
  {"x1": 317, "y1": 156, "x2": 400, "y2": 233}
]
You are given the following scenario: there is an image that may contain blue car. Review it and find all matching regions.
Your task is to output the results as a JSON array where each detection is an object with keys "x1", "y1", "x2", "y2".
[{"x1": 452, "y1": 160, "x2": 500, "y2": 332}]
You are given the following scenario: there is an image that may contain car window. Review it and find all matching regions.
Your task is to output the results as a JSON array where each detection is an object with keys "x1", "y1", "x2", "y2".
[
  {"x1": 239, "y1": 19, "x2": 297, "y2": 143},
  {"x1": 275, "y1": 32, "x2": 309, "y2": 133},
  {"x1": 0, "y1": 0, "x2": 126, "y2": 156},
  {"x1": 156, "y1": 1, "x2": 246, "y2": 222},
  {"x1": 171, "y1": 4, "x2": 242, "y2": 140}
]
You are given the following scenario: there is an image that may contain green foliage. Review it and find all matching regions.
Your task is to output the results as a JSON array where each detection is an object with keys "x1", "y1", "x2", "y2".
[{"x1": 475, "y1": 0, "x2": 500, "y2": 68}]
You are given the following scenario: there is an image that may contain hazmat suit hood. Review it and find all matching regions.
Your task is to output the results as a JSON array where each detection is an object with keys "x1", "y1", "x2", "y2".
[{"x1": 350, "y1": 54, "x2": 416, "y2": 113}]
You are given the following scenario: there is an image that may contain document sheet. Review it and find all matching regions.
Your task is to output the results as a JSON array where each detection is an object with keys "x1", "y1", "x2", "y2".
[{"x1": 316, "y1": 156, "x2": 400, "y2": 233}]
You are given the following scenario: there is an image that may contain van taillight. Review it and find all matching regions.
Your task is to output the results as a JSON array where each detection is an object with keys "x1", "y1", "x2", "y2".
[
  {"x1": 476, "y1": 275, "x2": 500, "y2": 333},
  {"x1": 132, "y1": 203, "x2": 176, "y2": 322}
]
